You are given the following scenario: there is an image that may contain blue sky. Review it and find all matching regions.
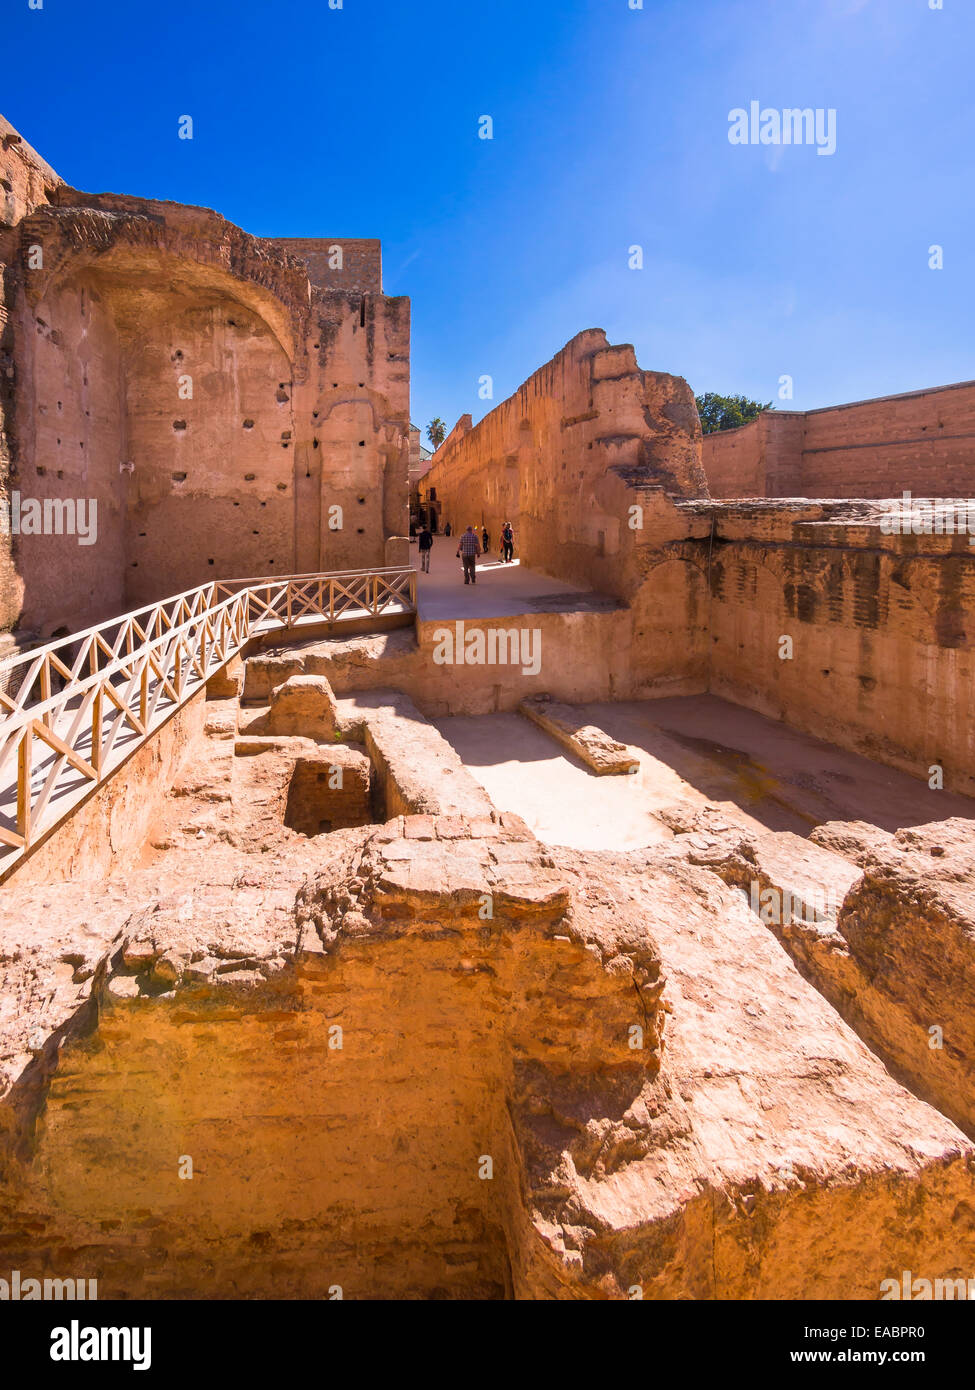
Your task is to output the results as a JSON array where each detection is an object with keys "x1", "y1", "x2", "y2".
[{"x1": 4, "y1": 0, "x2": 971, "y2": 441}]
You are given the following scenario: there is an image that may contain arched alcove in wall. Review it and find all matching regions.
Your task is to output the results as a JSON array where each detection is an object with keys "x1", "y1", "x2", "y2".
[
  {"x1": 16, "y1": 240, "x2": 301, "y2": 630},
  {"x1": 630, "y1": 557, "x2": 710, "y2": 689}
]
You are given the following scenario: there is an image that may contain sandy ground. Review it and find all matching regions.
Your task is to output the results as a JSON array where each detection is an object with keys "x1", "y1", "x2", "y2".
[{"x1": 434, "y1": 693, "x2": 975, "y2": 850}]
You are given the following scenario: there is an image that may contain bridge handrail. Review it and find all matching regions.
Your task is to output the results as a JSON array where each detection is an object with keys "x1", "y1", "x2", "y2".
[
  {"x1": 0, "y1": 567, "x2": 416, "y2": 863},
  {"x1": 0, "y1": 567, "x2": 415, "y2": 679}
]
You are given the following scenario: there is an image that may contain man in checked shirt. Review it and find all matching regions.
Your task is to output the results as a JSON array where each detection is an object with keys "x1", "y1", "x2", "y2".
[{"x1": 456, "y1": 524, "x2": 482, "y2": 584}]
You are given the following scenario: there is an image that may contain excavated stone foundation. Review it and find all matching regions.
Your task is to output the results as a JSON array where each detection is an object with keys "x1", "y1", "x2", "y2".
[{"x1": 1, "y1": 675, "x2": 973, "y2": 1299}]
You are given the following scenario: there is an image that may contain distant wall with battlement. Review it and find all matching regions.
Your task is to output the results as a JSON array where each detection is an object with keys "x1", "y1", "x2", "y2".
[{"x1": 703, "y1": 381, "x2": 975, "y2": 499}]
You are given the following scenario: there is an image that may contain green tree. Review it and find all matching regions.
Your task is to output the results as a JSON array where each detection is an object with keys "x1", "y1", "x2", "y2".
[
  {"x1": 427, "y1": 417, "x2": 447, "y2": 450},
  {"x1": 695, "y1": 392, "x2": 773, "y2": 435}
]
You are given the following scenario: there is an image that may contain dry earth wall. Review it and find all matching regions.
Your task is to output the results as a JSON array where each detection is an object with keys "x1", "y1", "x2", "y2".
[
  {"x1": 425, "y1": 330, "x2": 707, "y2": 599},
  {"x1": 0, "y1": 116, "x2": 410, "y2": 645},
  {"x1": 704, "y1": 382, "x2": 975, "y2": 499}
]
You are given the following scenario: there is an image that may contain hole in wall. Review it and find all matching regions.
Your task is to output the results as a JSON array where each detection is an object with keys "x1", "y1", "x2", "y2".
[
  {"x1": 208, "y1": 558, "x2": 215, "y2": 566},
  {"x1": 281, "y1": 431, "x2": 292, "y2": 440},
  {"x1": 276, "y1": 482, "x2": 287, "y2": 491},
  {"x1": 357, "y1": 527, "x2": 364, "y2": 534},
  {"x1": 172, "y1": 472, "x2": 187, "y2": 483},
  {"x1": 358, "y1": 441, "x2": 365, "y2": 447},
  {"x1": 244, "y1": 473, "x2": 256, "y2": 481},
  {"x1": 173, "y1": 420, "x2": 187, "y2": 431},
  {"x1": 172, "y1": 350, "x2": 183, "y2": 362},
  {"x1": 283, "y1": 755, "x2": 373, "y2": 836},
  {"x1": 276, "y1": 388, "x2": 289, "y2": 403},
  {"x1": 36, "y1": 466, "x2": 45, "y2": 476},
  {"x1": 243, "y1": 419, "x2": 254, "y2": 430},
  {"x1": 313, "y1": 439, "x2": 319, "y2": 449}
]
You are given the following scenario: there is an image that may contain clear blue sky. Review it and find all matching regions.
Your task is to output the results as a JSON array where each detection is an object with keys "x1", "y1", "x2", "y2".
[{"x1": 4, "y1": 0, "x2": 972, "y2": 440}]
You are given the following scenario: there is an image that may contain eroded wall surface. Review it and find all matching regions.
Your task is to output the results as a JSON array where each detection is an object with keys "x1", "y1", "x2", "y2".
[
  {"x1": 695, "y1": 500, "x2": 975, "y2": 795},
  {"x1": 424, "y1": 329, "x2": 707, "y2": 598},
  {"x1": 0, "y1": 117, "x2": 63, "y2": 648},
  {"x1": 0, "y1": 117, "x2": 410, "y2": 644}
]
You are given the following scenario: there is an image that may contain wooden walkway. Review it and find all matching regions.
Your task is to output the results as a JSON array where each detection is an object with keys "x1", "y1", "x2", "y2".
[{"x1": 0, "y1": 568, "x2": 415, "y2": 875}]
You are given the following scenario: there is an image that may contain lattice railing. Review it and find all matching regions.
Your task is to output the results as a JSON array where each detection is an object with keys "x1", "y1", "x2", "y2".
[{"x1": 0, "y1": 567, "x2": 415, "y2": 867}]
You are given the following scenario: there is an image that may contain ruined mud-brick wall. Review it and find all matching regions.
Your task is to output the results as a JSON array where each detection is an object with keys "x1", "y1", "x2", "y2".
[
  {"x1": 269, "y1": 238, "x2": 382, "y2": 294},
  {"x1": 0, "y1": 117, "x2": 63, "y2": 652},
  {"x1": 690, "y1": 498, "x2": 975, "y2": 793},
  {"x1": 703, "y1": 381, "x2": 975, "y2": 499},
  {"x1": 424, "y1": 329, "x2": 708, "y2": 598},
  {"x1": 0, "y1": 117, "x2": 410, "y2": 644}
]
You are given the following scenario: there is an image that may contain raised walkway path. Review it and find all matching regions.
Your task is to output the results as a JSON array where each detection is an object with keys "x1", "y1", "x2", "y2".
[{"x1": 411, "y1": 541, "x2": 620, "y2": 620}]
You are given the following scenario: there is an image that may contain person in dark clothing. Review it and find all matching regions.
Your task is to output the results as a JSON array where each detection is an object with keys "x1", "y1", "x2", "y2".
[
  {"x1": 457, "y1": 525, "x2": 481, "y2": 584},
  {"x1": 418, "y1": 524, "x2": 433, "y2": 572},
  {"x1": 444, "y1": 521, "x2": 452, "y2": 538},
  {"x1": 501, "y1": 520, "x2": 514, "y2": 563},
  {"x1": 482, "y1": 526, "x2": 490, "y2": 554}
]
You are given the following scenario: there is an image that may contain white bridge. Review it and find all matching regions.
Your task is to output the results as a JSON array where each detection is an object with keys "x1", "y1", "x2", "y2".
[{"x1": 0, "y1": 567, "x2": 416, "y2": 875}]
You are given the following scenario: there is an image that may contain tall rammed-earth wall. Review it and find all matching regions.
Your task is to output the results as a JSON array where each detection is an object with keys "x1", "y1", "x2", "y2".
[
  {"x1": 425, "y1": 329, "x2": 707, "y2": 598},
  {"x1": 0, "y1": 116, "x2": 410, "y2": 647},
  {"x1": 703, "y1": 382, "x2": 975, "y2": 499},
  {"x1": 0, "y1": 116, "x2": 63, "y2": 650}
]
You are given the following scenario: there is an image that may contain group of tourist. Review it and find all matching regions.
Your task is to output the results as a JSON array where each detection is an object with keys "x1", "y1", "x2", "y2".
[{"x1": 415, "y1": 519, "x2": 516, "y2": 582}]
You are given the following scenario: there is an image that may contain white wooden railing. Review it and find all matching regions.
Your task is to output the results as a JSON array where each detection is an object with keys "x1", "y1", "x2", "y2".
[{"x1": 0, "y1": 567, "x2": 415, "y2": 871}]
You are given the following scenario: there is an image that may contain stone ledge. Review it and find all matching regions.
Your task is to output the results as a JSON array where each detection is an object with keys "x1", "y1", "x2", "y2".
[{"x1": 519, "y1": 694, "x2": 640, "y2": 774}]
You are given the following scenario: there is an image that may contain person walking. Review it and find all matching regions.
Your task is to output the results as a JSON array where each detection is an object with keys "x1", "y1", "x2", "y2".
[
  {"x1": 418, "y1": 523, "x2": 433, "y2": 573},
  {"x1": 444, "y1": 521, "x2": 452, "y2": 538},
  {"x1": 482, "y1": 525, "x2": 490, "y2": 554},
  {"x1": 457, "y1": 524, "x2": 481, "y2": 584},
  {"x1": 501, "y1": 520, "x2": 514, "y2": 563}
]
